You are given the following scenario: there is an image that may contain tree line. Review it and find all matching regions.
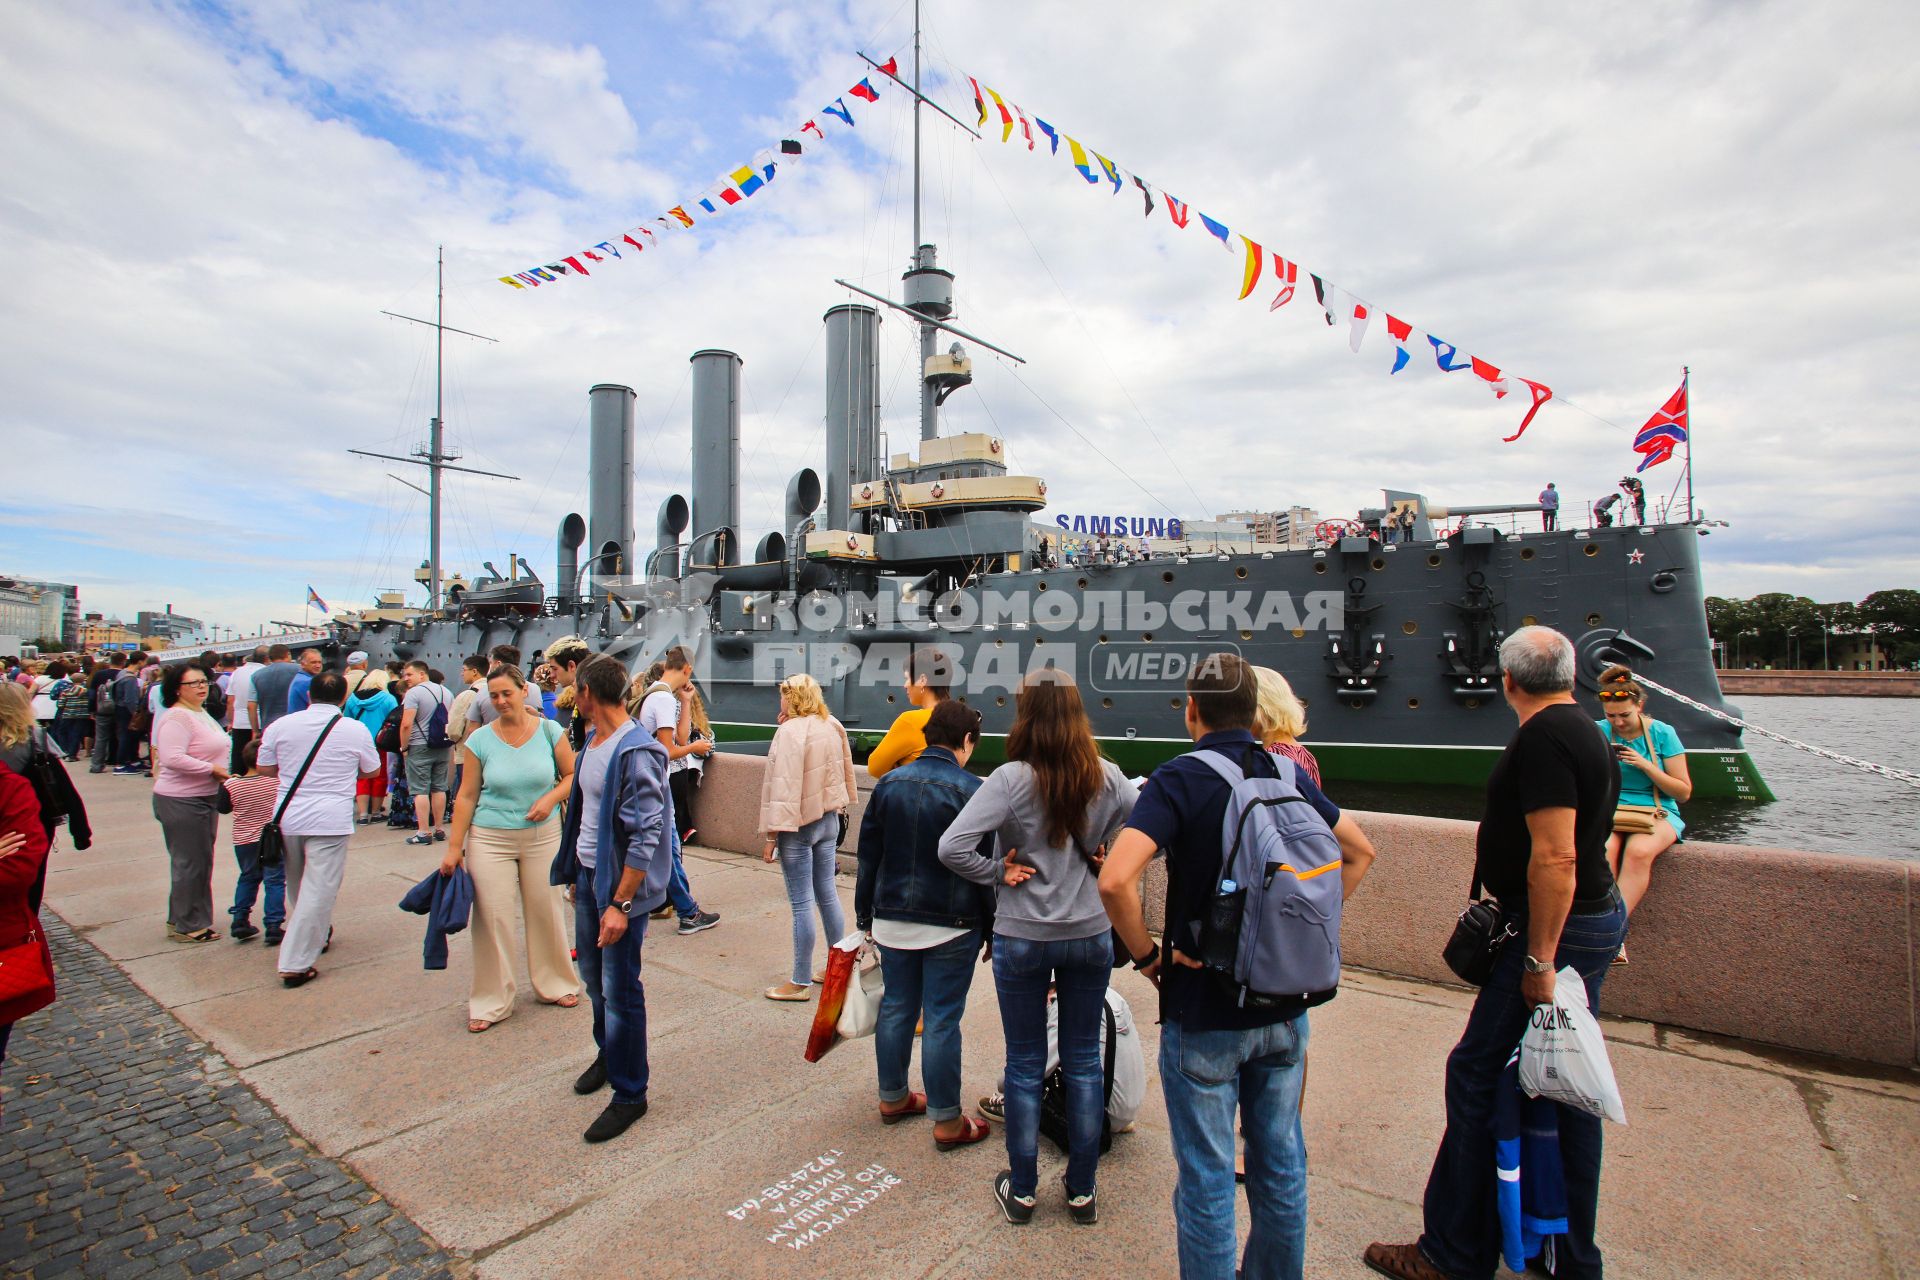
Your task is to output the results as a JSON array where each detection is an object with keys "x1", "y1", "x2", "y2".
[{"x1": 1705, "y1": 590, "x2": 1920, "y2": 668}]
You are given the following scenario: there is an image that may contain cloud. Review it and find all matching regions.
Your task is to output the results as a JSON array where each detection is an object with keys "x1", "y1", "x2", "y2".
[{"x1": 2, "y1": 0, "x2": 1916, "y2": 636}]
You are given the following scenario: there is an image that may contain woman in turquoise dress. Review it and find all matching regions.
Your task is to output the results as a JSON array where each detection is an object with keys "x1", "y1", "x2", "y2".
[{"x1": 1596, "y1": 666, "x2": 1692, "y2": 924}]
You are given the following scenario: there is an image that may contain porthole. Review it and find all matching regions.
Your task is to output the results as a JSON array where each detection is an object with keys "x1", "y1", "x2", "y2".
[
  {"x1": 994, "y1": 638, "x2": 1004, "y2": 648},
  {"x1": 1314, "y1": 562, "x2": 1327, "y2": 575},
  {"x1": 1240, "y1": 630, "x2": 1253, "y2": 641},
  {"x1": 1583, "y1": 544, "x2": 1599, "y2": 558},
  {"x1": 1102, "y1": 697, "x2": 1114, "y2": 709},
  {"x1": 1371, "y1": 557, "x2": 1386, "y2": 571},
  {"x1": 1036, "y1": 580, "x2": 1047, "y2": 591},
  {"x1": 1077, "y1": 576, "x2": 1089, "y2": 588},
  {"x1": 1141, "y1": 633, "x2": 1153, "y2": 643},
  {"x1": 1465, "y1": 697, "x2": 1482, "y2": 709},
  {"x1": 1520, "y1": 547, "x2": 1536, "y2": 561},
  {"x1": 1162, "y1": 571, "x2": 1175, "y2": 584},
  {"x1": 1349, "y1": 699, "x2": 1367, "y2": 710},
  {"x1": 1402, "y1": 621, "x2": 1418, "y2": 635},
  {"x1": 1521, "y1": 614, "x2": 1538, "y2": 627},
  {"x1": 1098, "y1": 634, "x2": 1109, "y2": 644},
  {"x1": 995, "y1": 696, "x2": 1006, "y2": 707},
  {"x1": 1587, "y1": 613, "x2": 1603, "y2": 626},
  {"x1": 1169, "y1": 698, "x2": 1181, "y2": 709},
  {"x1": 1235, "y1": 566, "x2": 1248, "y2": 580},
  {"x1": 886, "y1": 694, "x2": 896, "y2": 704},
  {"x1": 1291, "y1": 628, "x2": 1305, "y2": 639},
  {"x1": 1427, "y1": 554, "x2": 1442, "y2": 568},
  {"x1": 1407, "y1": 697, "x2": 1421, "y2": 710}
]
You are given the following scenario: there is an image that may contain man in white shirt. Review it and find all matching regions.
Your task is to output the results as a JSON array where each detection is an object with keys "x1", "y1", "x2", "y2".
[
  {"x1": 634, "y1": 648, "x2": 717, "y2": 935},
  {"x1": 226, "y1": 646, "x2": 267, "y2": 773},
  {"x1": 257, "y1": 671, "x2": 381, "y2": 984}
]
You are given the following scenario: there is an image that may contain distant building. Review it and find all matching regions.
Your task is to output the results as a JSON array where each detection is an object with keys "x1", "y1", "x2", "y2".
[
  {"x1": 135, "y1": 609, "x2": 205, "y2": 642},
  {"x1": 78, "y1": 613, "x2": 140, "y2": 649},
  {"x1": 1216, "y1": 508, "x2": 1319, "y2": 549},
  {"x1": 0, "y1": 577, "x2": 80, "y2": 647}
]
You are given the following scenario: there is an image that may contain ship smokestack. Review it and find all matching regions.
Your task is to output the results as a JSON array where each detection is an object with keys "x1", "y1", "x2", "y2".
[
  {"x1": 689, "y1": 349, "x2": 742, "y2": 569},
  {"x1": 555, "y1": 512, "x2": 585, "y2": 604},
  {"x1": 587, "y1": 384, "x2": 636, "y2": 577},
  {"x1": 823, "y1": 303, "x2": 881, "y2": 531},
  {"x1": 654, "y1": 494, "x2": 689, "y2": 579},
  {"x1": 786, "y1": 468, "x2": 821, "y2": 545}
]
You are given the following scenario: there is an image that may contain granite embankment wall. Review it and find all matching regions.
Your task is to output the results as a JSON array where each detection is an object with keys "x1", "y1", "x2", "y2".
[
  {"x1": 694, "y1": 752, "x2": 1918, "y2": 1068},
  {"x1": 1717, "y1": 669, "x2": 1920, "y2": 697}
]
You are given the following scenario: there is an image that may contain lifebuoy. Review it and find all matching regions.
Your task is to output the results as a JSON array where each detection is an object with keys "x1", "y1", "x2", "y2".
[
  {"x1": 989, "y1": 439, "x2": 1002, "y2": 454},
  {"x1": 930, "y1": 482, "x2": 946, "y2": 498},
  {"x1": 846, "y1": 535, "x2": 859, "y2": 551},
  {"x1": 859, "y1": 484, "x2": 873, "y2": 500},
  {"x1": 1315, "y1": 518, "x2": 1367, "y2": 544}
]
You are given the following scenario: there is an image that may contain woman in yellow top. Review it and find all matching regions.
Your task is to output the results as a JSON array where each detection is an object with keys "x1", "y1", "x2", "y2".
[{"x1": 866, "y1": 645, "x2": 956, "y2": 778}]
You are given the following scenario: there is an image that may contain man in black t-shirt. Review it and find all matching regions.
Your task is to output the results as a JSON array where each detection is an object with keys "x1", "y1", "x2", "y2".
[
  {"x1": 1366, "y1": 626, "x2": 1627, "y2": 1280},
  {"x1": 1102, "y1": 654, "x2": 1377, "y2": 1280}
]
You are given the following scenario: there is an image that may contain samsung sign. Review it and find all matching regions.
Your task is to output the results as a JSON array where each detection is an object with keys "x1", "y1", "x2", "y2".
[{"x1": 1049, "y1": 513, "x2": 1185, "y2": 539}]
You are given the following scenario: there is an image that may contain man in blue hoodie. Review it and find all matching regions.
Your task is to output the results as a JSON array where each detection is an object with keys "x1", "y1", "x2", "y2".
[{"x1": 554, "y1": 654, "x2": 674, "y2": 1144}]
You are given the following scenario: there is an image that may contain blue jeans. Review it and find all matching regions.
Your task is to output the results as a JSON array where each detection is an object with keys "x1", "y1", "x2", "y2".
[
  {"x1": 666, "y1": 827, "x2": 701, "y2": 919},
  {"x1": 992, "y1": 931, "x2": 1112, "y2": 1199},
  {"x1": 777, "y1": 815, "x2": 845, "y2": 985},
  {"x1": 1160, "y1": 1014, "x2": 1310, "y2": 1280},
  {"x1": 573, "y1": 864, "x2": 650, "y2": 1106},
  {"x1": 876, "y1": 929, "x2": 979, "y2": 1122},
  {"x1": 231, "y1": 842, "x2": 286, "y2": 930},
  {"x1": 1419, "y1": 890, "x2": 1628, "y2": 1280}
]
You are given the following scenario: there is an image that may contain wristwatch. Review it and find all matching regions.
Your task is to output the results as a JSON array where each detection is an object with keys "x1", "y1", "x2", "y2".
[
  {"x1": 1132, "y1": 947, "x2": 1159, "y2": 971},
  {"x1": 611, "y1": 899, "x2": 634, "y2": 916},
  {"x1": 1522, "y1": 953, "x2": 1553, "y2": 975}
]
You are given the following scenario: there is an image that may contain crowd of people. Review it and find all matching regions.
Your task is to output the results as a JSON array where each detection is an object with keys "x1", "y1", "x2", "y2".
[{"x1": 0, "y1": 623, "x2": 1692, "y2": 1276}]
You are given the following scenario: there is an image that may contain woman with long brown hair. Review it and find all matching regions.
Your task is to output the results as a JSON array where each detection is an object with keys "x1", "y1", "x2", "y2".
[
  {"x1": 939, "y1": 669, "x2": 1137, "y2": 1226},
  {"x1": 1595, "y1": 664, "x2": 1691, "y2": 950}
]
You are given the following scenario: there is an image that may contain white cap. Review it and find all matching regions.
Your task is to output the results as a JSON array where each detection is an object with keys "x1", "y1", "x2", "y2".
[{"x1": 347, "y1": 651, "x2": 369, "y2": 666}]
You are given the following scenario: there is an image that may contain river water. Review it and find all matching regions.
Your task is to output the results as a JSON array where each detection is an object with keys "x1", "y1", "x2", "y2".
[{"x1": 1334, "y1": 696, "x2": 1920, "y2": 860}]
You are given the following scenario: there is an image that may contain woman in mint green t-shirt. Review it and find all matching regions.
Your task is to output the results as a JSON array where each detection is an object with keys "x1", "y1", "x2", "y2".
[
  {"x1": 1596, "y1": 666, "x2": 1693, "y2": 923},
  {"x1": 444, "y1": 664, "x2": 581, "y2": 1032}
]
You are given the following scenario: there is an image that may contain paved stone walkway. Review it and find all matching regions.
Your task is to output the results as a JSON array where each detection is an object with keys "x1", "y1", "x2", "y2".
[{"x1": 0, "y1": 915, "x2": 458, "y2": 1280}]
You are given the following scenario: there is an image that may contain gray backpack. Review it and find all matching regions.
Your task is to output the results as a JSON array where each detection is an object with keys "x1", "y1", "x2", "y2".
[{"x1": 1193, "y1": 747, "x2": 1344, "y2": 1007}]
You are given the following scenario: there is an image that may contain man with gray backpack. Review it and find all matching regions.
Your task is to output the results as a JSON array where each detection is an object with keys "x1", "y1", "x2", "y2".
[{"x1": 1100, "y1": 653, "x2": 1376, "y2": 1280}]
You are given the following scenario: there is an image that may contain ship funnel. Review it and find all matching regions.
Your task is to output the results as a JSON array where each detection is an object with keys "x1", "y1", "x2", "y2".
[
  {"x1": 654, "y1": 493, "x2": 689, "y2": 579},
  {"x1": 823, "y1": 304, "x2": 881, "y2": 531},
  {"x1": 587, "y1": 384, "x2": 636, "y2": 577},
  {"x1": 786, "y1": 467, "x2": 821, "y2": 544},
  {"x1": 689, "y1": 349, "x2": 742, "y2": 569}
]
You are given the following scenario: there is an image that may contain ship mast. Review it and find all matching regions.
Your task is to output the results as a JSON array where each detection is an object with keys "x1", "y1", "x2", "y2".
[{"x1": 354, "y1": 246, "x2": 515, "y2": 610}]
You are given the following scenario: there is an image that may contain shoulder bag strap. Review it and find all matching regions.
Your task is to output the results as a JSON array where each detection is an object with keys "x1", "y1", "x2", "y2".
[
  {"x1": 271, "y1": 715, "x2": 341, "y2": 825},
  {"x1": 1101, "y1": 998, "x2": 1118, "y2": 1104}
]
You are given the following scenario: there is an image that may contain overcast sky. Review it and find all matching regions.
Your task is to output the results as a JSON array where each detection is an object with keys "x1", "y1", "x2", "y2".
[{"x1": 3, "y1": 0, "x2": 1915, "y2": 632}]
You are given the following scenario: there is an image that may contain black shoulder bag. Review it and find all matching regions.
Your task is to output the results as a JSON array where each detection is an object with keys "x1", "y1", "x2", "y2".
[
  {"x1": 258, "y1": 717, "x2": 341, "y2": 869},
  {"x1": 1442, "y1": 869, "x2": 1516, "y2": 987},
  {"x1": 1039, "y1": 998, "x2": 1120, "y2": 1155}
]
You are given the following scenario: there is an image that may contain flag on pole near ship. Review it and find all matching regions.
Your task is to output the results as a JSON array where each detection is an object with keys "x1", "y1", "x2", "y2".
[
  {"x1": 1633, "y1": 377, "x2": 1689, "y2": 471},
  {"x1": 306, "y1": 586, "x2": 328, "y2": 612}
]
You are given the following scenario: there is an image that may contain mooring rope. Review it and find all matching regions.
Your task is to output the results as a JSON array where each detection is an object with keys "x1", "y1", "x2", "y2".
[{"x1": 1634, "y1": 673, "x2": 1920, "y2": 790}]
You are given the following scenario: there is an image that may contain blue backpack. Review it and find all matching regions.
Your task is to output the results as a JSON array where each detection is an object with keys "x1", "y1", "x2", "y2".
[
  {"x1": 423, "y1": 689, "x2": 452, "y2": 749},
  {"x1": 1193, "y1": 747, "x2": 1345, "y2": 1007}
]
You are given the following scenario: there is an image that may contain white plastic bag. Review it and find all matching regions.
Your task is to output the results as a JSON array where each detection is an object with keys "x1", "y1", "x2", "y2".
[
  {"x1": 1518, "y1": 966, "x2": 1627, "y2": 1125},
  {"x1": 835, "y1": 944, "x2": 885, "y2": 1040}
]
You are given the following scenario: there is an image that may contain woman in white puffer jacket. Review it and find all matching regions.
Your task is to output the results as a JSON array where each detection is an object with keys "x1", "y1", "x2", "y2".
[{"x1": 758, "y1": 673, "x2": 858, "y2": 1002}]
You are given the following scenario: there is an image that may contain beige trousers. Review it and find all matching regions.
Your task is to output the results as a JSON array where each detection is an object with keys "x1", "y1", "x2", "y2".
[{"x1": 467, "y1": 822, "x2": 580, "y2": 1022}]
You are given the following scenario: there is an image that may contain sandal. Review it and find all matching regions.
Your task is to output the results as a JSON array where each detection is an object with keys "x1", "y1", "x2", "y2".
[
  {"x1": 280, "y1": 968, "x2": 319, "y2": 988},
  {"x1": 167, "y1": 926, "x2": 221, "y2": 944},
  {"x1": 880, "y1": 1092, "x2": 927, "y2": 1125},
  {"x1": 934, "y1": 1115, "x2": 992, "y2": 1151},
  {"x1": 468, "y1": 1019, "x2": 494, "y2": 1033},
  {"x1": 542, "y1": 994, "x2": 581, "y2": 1008}
]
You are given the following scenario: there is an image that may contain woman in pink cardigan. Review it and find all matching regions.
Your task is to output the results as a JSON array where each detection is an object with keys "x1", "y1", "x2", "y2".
[
  {"x1": 152, "y1": 663, "x2": 232, "y2": 942},
  {"x1": 759, "y1": 673, "x2": 858, "y2": 1002}
]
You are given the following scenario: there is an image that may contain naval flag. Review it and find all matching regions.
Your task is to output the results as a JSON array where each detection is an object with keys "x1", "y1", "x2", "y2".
[
  {"x1": 1632, "y1": 378, "x2": 1689, "y2": 471},
  {"x1": 306, "y1": 586, "x2": 328, "y2": 612}
]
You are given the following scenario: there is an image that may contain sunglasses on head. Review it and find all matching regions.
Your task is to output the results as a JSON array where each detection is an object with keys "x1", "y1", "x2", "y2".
[{"x1": 1597, "y1": 690, "x2": 1638, "y2": 702}]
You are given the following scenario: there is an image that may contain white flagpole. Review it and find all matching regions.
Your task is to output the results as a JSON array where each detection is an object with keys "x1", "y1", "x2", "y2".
[{"x1": 1683, "y1": 365, "x2": 1695, "y2": 522}]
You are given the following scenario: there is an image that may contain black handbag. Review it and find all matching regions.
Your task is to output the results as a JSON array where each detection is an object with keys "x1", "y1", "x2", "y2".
[
  {"x1": 1039, "y1": 998, "x2": 1119, "y2": 1155},
  {"x1": 1442, "y1": 872, "x2": 1516, "y2": 987},
  {"x1": 258, "y1": 718, "x2": 340, "y2": 869}
]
